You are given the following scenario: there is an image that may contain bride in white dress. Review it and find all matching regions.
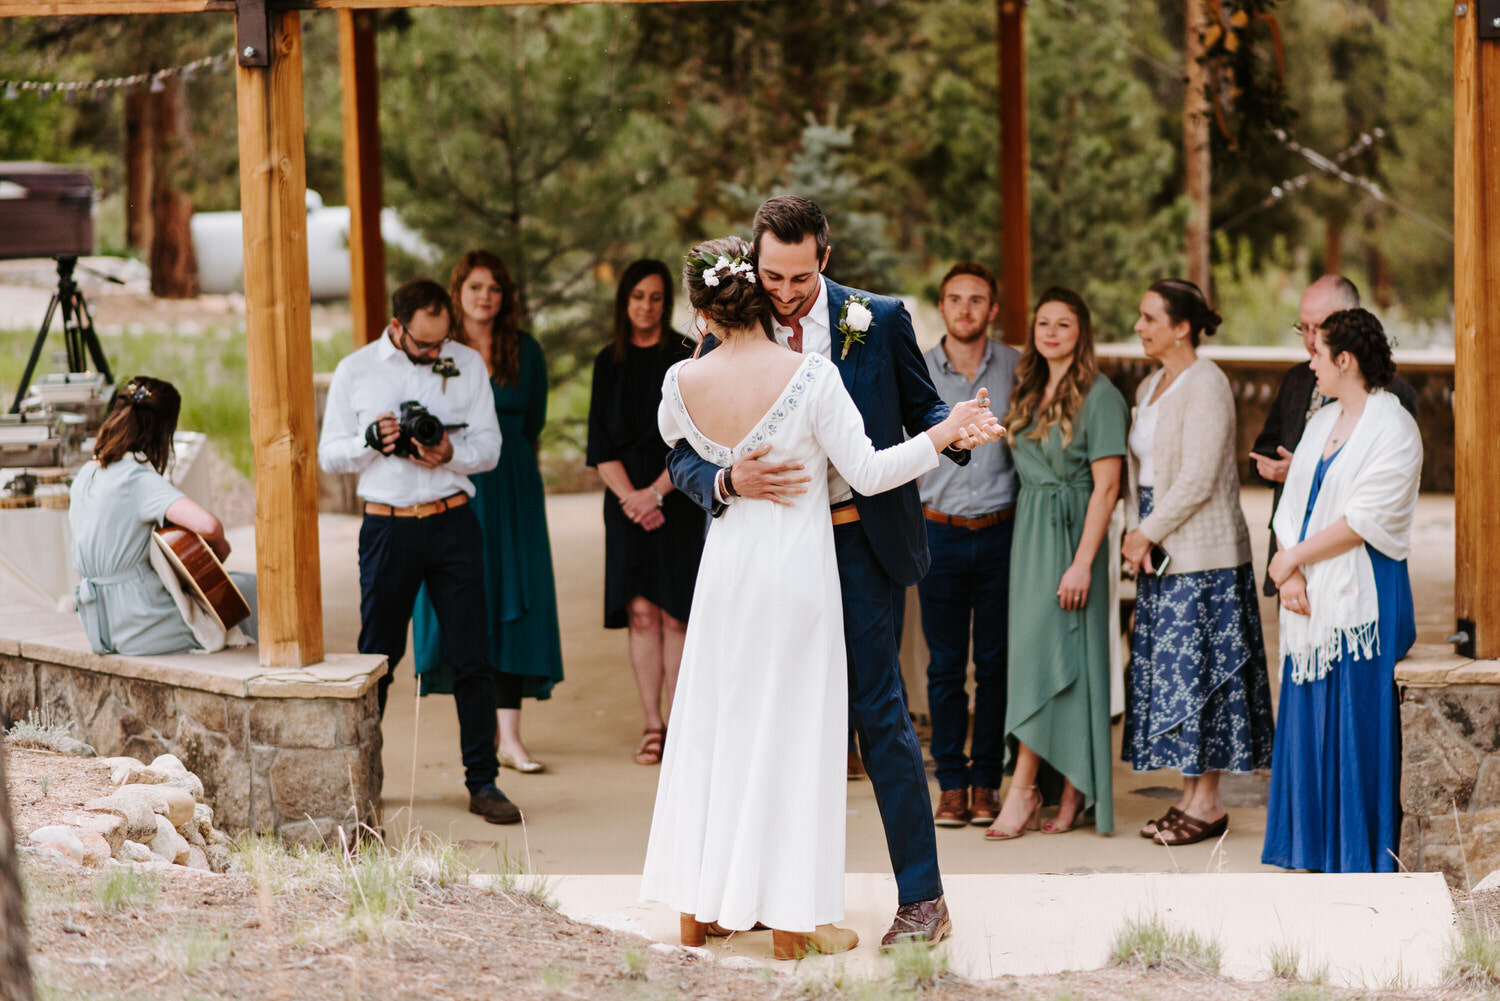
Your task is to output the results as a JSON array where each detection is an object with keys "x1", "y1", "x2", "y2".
[{"x1": 640, "y1": 237, "x2": 999, "y2": 959}]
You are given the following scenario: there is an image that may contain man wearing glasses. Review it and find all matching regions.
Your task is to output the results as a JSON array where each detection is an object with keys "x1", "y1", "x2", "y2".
[
  {"x1": 1249, "y1": 274, "x2": 1418, "y2": 595},
  {"x1": 320, "y1": 279, "x2": 521, "y2": 824}
]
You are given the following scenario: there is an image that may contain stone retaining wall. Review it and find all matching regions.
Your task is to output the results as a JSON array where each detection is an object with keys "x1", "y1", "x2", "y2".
[
  {"x1": 0, "y1": 617, "x2": 386, "y2": 845},
  {"x1": 1397, "y1": 657, "x2": 1500, "y2": 885}
]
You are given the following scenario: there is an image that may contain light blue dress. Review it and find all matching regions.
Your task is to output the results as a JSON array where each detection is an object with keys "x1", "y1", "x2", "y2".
[{"x1": 69, "y1": 458, "x2": 256, "y2": 655}]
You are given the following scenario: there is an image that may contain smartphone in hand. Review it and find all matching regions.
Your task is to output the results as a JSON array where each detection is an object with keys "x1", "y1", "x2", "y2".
[{"x1": 1148, "y1": 544, "x2": 1172, "y2": 576}]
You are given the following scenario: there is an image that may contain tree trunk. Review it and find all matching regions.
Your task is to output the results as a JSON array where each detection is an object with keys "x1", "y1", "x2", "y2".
[
  {"x1": 149, "y1": 75, "x2": 199, "y2": 299},
  {"x1": 1323, "y1": 214, "x2": 1342, "y2": 275},
  {"x1": 0, "y1": 744, "x2": 34, "y2": 1001},
  {"x1": 124, "y1": 86, "x2": 153, "y2": 254},
  {"x1": 1183, "y1": 0, "x2": 1212, "y2": 293}
]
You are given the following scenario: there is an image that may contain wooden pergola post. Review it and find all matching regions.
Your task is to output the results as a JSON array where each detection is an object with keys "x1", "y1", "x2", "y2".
[
  {"x1": 1453, "y1": 0, "x2": 1500, "y2": 660},
  {"x1": 339, "y1": 9, "x2": 386, "y2": 348},
  {"x1": 235, "y1": 8, "x2": 325, "y2": 667},
  {"x1": 998, "y1": 0, "x2": 1030, "y2": 345}
]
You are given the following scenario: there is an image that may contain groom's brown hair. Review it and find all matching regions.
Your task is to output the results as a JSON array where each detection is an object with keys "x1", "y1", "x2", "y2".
[{"x1": 752, "y1": 195, "x2": 831, "y2": 261}]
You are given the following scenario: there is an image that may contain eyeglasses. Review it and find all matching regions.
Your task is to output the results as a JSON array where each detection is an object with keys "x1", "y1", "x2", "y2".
[
  {"x1": 397, "y1": 323, "x2": 449, "y2": 357},
  {"x1": 1292, "y1": 321, "x2": 1321, "y2": 337}
]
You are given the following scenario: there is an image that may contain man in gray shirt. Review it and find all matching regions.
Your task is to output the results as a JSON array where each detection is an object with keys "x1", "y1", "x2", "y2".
[{"x1": 918, "y1": 262, "x2": 1021, "y2": 830}]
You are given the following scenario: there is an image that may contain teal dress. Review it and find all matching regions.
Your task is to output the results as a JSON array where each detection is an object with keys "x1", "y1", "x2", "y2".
[
  {"x1": 1004, "y1": 376, "x2": 1129, "y2": 834},
  {"x1": 412, "y1": 333, "x2": 564, "y2": 700}
]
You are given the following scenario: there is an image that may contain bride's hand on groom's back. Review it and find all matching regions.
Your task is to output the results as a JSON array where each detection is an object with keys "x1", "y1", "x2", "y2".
[{"x1": 731, "y1": 444, "x2": 812, "y2": 507}]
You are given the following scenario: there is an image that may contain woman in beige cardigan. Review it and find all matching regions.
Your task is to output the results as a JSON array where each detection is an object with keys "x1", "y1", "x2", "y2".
[{"x1": 1120, "y1": 279, "x2": 1275, "y2": 847}]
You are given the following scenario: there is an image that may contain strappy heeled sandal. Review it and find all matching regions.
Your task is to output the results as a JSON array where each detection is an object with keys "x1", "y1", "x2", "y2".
[
  {"x1": 634, "y1": 726, "x2": 665, "y2": 765},
  {"x1": 983, "y1": 784, "x2": 1041, "y2": 841}
]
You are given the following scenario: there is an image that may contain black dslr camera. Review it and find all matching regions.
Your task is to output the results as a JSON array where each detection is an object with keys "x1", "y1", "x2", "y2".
[{"x1": 366, "y1": 400, "x2": 465, "y2": 458}]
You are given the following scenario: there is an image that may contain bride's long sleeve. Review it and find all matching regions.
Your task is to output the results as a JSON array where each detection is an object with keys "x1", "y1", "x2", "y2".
[{"x1": 812, "y1": 358, "x2": 940, "y2": 496}]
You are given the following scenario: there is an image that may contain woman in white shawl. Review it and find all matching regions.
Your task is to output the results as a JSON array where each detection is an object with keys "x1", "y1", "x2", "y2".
[{"x1": 1261, "y1": 308, "x2": 1420, "y2": 873}]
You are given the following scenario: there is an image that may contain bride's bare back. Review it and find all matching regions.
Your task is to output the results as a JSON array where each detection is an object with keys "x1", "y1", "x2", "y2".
[{"x1": 675, "y1": 338, "x2": 806, "y2": 450}]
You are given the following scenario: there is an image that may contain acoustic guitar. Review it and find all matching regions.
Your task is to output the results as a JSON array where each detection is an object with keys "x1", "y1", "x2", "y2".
[{"x1": 152, "y1": 523, "x2": 252, "y2": 632}]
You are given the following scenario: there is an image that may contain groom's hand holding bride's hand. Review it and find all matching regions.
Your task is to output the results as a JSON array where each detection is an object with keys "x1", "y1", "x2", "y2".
[
  {"x1": 728, "y1": 444, "x2": 812, "y2": 507},
  {"x1": 933, "y1": 388, "x2": 1006, "y2": 452}
]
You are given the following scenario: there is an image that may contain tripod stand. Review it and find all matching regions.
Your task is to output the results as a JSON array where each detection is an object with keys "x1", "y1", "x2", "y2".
[{"x1": 10, "y1": 256, "x2": 115, "y2": 413}]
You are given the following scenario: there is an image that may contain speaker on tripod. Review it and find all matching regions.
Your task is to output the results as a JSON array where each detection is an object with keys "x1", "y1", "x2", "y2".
[{"x1": 0, "y1": 162, "x2": 115, "y2": 413}]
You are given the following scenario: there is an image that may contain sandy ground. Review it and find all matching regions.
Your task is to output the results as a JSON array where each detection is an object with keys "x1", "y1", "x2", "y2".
[{"x1": 218, "y1": 486, "x2": 1459, "y2": 880}]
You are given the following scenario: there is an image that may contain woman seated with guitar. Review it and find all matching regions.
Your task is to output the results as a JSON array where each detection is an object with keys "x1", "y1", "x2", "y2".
[{"x1": 69, "y1": 376, "x2": 257, "y2": 655}]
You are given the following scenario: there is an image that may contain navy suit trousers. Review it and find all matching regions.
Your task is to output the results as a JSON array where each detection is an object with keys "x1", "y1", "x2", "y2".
[
  {"x1": 836, "y1": 520, "x2": 943, "y2": 905},
  {"x1": 358, "y1": 505, "x2": 499, "y2": 793},
  {"x1": 916, "y1": 519, "x2": 1013, "y2": 792}
]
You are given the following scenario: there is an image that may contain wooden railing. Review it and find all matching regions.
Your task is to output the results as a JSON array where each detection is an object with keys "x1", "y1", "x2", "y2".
[{"x1": 1095, "y1": 344, "x2": 1456, "y2": 494}]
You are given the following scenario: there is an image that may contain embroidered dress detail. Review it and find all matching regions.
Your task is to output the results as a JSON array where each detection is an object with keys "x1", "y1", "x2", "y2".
[{"x1": 668, "y1": 354, "x2": 824, "y2": 466}]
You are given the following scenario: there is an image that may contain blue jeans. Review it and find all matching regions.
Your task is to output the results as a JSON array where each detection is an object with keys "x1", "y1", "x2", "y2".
[
  {"x1": 358, "y1": 504, "x2": 499, "y2": 793},
  {"x1": 916, "y1": 518, "x2": 1013, "y2": 791}
]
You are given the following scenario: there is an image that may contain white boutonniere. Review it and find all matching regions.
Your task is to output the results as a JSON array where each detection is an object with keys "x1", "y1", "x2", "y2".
[
  {"x1": 838, "y1": 295, "x2": 873, "y2": 360},
  {"x1": 431, "y1": 356, "x2": 461, "y2": 392}
]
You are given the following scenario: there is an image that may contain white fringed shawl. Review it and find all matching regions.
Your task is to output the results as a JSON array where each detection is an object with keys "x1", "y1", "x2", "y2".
[{"x1": 1271, "y1": 389, "x2": 1421, "y2": 683}]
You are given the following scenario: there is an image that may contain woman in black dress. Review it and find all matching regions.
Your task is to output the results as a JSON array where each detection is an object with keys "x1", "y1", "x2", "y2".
[{"x1": 587, "y1": 259, "x2": 706, "y2": 765}]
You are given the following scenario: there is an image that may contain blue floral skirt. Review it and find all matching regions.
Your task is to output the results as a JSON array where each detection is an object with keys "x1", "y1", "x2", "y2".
[{"x1": 1122, "y1": 487, "x2": 1275, "y2": 775}]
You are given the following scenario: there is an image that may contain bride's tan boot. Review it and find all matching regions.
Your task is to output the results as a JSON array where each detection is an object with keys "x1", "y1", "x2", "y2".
[{"x1": 772, "y1": 924, "x2": 859, "y2": 960}]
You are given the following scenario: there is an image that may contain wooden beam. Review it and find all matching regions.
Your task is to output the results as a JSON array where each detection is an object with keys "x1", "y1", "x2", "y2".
[
  {"x1": 236, "y1": 8, "x2": 324, "y2": 668},
  {"x1": 1454, "y1": 0, "x2": 1500, "y2": 659},
  {"x1": 1183, "y1": 0, "x2": 1211, "y2": 292},
  {"x1": 339, "y1": 9, "x2": 386, "y2": 348},
  {"x1": 997, "y1": 0, "x2": 1029, "y2": 345},
  {"x1": 0, "y1": 0, "x2": 742, "y2": 18}
]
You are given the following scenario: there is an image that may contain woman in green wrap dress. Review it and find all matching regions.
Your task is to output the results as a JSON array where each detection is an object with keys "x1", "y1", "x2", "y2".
[
  {"x1": 412, "y1": 250, "x2": 564, "y2": 774},
  {"x1": 986, "y1": 288, "x2": 1128, "y2": 840}
]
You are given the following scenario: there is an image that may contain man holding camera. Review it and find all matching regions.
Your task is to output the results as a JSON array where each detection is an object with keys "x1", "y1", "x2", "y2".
[{"x1": 319, "y1": 279, "x2": 520, "y2": 825}]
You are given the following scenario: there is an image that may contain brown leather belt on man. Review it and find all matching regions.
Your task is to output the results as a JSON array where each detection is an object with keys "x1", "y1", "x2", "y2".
[
  {"x1": 362, "y1": 492, "x2": 469, "y2": 519},
  {"x1": 831, "y1": 500, "x2": 860, "y2": 526},
  {"x1": 922, "y1": 505, "x2": 1014, "y2": 531}
]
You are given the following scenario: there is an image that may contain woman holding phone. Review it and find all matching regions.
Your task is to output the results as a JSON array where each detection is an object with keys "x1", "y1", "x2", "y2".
[{"x1": 1120, "y1": 279, "x2": 1274, "y2": 847}]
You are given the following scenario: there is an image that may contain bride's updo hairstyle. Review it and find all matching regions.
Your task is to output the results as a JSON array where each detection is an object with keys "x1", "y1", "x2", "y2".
[
  {"x1": 1322, "y1": 307, "x2": 1396, "y2": 389},
  {"x1": 684, "y1": 236, "x2": 771, "y2": 334},
  {"x1": 1148, "y1": 278, "x2": 1223, "y2": 347}
]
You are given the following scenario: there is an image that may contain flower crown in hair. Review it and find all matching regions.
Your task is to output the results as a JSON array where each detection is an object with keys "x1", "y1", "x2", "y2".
[
  {"x1": 123, "y1": 382, "x2": 152, "y2": 404},
  {"x1": 694, "y1": 252, "x2": 756, "y2": 289}
]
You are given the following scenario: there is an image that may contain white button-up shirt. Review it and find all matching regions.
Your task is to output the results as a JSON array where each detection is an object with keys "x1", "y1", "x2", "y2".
[
  {"x1": 318, "y1": 331, "x2": 501, "y2": 507},
  {"x1": 771, "y1": 276, "x2": 852, "y2": 505}
]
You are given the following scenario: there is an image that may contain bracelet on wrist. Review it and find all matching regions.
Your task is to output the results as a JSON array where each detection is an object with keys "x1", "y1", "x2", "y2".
[{"x1": 722, "y1": 466, "x2": 739, "y2": 498}]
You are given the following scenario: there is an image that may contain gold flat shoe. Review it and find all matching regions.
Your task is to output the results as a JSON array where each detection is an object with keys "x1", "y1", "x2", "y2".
[{"x1": 498, "y1": 751, "x2": 545, "y2": 774}]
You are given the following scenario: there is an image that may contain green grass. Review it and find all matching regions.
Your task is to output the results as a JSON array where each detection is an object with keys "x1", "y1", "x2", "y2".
[
  {"x1": 881, "y1": 938, "x2": 949, "y2": 989},
  {"x1": 0, "y1": 327, "x2": 353, "y2": 479},
  {"x1": 95, "y1": 866, "x2": 164, "y2": 915},
  {"x1": 1446, "y1": 924, "x2": 1500, "y2": 989},
  {"x1": 620, "y1": 944, "x2": 650, "y2": 980},
  {"x1": 1109, "y1": 913, "x2": 1222, "y2": 975}
]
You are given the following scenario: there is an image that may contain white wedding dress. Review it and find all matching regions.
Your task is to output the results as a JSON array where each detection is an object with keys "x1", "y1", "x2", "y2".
[{"x1": 640, "y1": 351, "x2": 940, "y2": 932}]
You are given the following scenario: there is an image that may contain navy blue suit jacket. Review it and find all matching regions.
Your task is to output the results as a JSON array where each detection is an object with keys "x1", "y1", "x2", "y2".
[{"x1": 665, "y1": 278, "x2": 965, "y2": 588}]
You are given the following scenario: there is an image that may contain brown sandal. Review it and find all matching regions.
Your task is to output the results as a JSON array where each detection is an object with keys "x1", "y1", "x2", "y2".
[
  {"x1": 1139, "y1": 806, "x2": 1185, "y2": 839},
  {"x1": 1152, "y1": 811, "x2": 1228, "y2": 846},
  {"x1": 634, "y1": 726, "x2": 665, "y2": 765}
]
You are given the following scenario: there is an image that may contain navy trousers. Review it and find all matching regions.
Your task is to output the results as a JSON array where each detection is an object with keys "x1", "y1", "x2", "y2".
[
  {"x1": 916, "y1": 519, "x2": 1013, "y2": 792},
  {"x1": 358, "y1": 504, "x2": 499, "y2": 793},
  {"x1": 835, "y1": 520, "x2": 943, "y2": 905}
]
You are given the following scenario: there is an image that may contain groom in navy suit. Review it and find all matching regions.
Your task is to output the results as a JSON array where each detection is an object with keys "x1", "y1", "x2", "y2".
[{"x1": 668, "y1": 195, "x2": 986, "y2": 947}]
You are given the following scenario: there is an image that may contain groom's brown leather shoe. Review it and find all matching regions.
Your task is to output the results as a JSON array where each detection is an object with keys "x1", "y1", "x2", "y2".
[
  {"x1": 933, "y1": 788, "x2": 970, "y2": 827},
  {"x1": 880, "y1": 896, "x2": 952, "y2": 950}
]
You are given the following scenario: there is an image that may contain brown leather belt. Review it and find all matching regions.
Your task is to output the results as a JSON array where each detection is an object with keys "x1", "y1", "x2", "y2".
[
  {"x1": 923, "y1": 505, "x2": 1014, "y2": 531},
  {"x1": 831, "y1": 501, "x2": 860, "y2": 526},
  {"x1": 363, "y1": 492, "x2": 469, "y2": 519}
]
